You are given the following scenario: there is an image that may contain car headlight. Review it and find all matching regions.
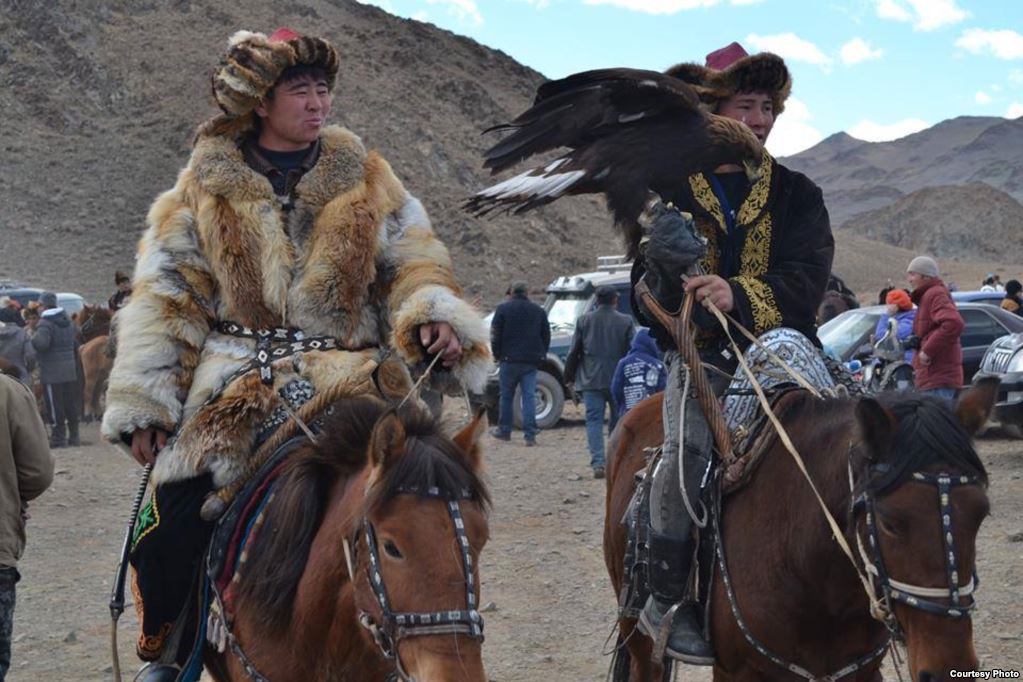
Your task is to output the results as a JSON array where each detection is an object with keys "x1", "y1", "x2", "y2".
[{"x1": 1008, "y1": 350, "x2": 1023, "y2": 373}]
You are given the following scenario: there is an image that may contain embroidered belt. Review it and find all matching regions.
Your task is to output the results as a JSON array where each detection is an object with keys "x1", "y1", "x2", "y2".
[{"x1": 217, "y1": 320, "x2": 341, "y2": 385}]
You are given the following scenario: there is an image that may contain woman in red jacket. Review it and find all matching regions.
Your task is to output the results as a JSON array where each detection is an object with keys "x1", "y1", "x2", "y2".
[{"x1": 907, "y1": 256, "x2": 964, "y2": 400}]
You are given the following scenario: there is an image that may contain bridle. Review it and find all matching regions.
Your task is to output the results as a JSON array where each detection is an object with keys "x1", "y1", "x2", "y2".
[
  {"x1": 850, "y1": 462, "x2": 982, "y2": 641},
  {"x1": 343, "y1": 484, "x2": 485, "y2": 682}
]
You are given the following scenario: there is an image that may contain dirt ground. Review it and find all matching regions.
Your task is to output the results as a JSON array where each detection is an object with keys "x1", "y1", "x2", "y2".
[{"x1": 6, "y1": 404, "x2": 1023, "y2": 681}]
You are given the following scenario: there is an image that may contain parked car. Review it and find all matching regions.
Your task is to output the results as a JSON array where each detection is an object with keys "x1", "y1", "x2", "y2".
[
  {"x1": 819, "y1": 302, "x2": 1023, "y2": 384},
  {"x1": 0, "y1": 287, "x2": 87, "y2": 317},
  {"x1": 972, "y1": 331, "x2": 1023, "y2": 437},
  {"x1": 951, "y1": 290, "x2": 1005, "y2": 307},
  {"x1": 480, "y1": 256, "x2": 641, "y2": 429}
]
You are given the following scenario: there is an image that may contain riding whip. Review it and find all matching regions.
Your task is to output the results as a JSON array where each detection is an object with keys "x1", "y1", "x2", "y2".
[{"x1": 109, "y1": 462, "x2": 153, "y2": 682}]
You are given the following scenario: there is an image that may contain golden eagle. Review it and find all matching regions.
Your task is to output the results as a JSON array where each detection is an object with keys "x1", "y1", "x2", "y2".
[{"x1": 464, "y1": 68, "x2": 763, "y2": 255}]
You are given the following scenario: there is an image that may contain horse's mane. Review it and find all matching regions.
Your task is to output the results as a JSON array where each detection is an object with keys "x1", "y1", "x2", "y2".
[
  {"x1": 867, "y1": 393, "x2": 987, "y2": 495},
  {"x1": 771, "y1": 390, "x2": 987, "y2": 497},
  {"x1": 238, "y1": 396, "x2": 489, "y2": 635}
]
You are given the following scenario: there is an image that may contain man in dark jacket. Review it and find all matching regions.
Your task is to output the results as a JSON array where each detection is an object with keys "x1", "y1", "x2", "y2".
[
  {"x1": 565, "y1": 287, "x2": 634, "y2": 478},
  {"x1": 907, "y1": 256, "x2": 963, "y2": 400},
  {"x1": 631, "y1": 43, "x2": 836, "y2": 663},
  {"x1": 490, "y1": 281, "x2": 551, "y2": 445},
  {"x1": 0, "y1": 373, "x2": 54, "y2": 680},
  {"x1": 0, "y1": 321, "x2": 33, "y2": 385},
  {"x1": 30, "y1": 292, "x2": 80, "y2": 447},
  {"x1": 611, "y1": 328, "x2": 666, "y2": 416}
]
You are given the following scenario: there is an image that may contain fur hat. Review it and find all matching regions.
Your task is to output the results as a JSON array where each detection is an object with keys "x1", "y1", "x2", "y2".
[
  {"x1": 211, "y1": 28, "x2": 340, "y2": 118},
  {"x1": 665, "y1": 42, "x2": 792, "y2": 115}
]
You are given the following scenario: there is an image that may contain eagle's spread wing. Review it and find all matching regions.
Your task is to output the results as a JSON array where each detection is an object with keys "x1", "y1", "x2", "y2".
[
  {"x1": 464, "y1": 67, "x2": 763, "y2": 256},
  {"x1": 482, "y1": 68, "x2": 703, "y2": 174}
]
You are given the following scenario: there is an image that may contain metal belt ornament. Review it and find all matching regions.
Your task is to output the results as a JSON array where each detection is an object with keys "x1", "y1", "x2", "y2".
[
  {"x1": 852, "y1": 468, "x2": 981, "y2": 640},
  {"x1": 349, "y1": 484, "x2": 484, "y2": 682},
  {"x1": 216, "y1": 320, "x2": 341, "y2": 385}
]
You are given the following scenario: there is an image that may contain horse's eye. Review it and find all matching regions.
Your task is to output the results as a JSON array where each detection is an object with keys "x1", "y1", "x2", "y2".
[
  {"x1": 878, "y1": 517, "x2": 903, "y2": 538},
  {"x1": 383, "y1": 540, "x2": 404, "y2": 559}
]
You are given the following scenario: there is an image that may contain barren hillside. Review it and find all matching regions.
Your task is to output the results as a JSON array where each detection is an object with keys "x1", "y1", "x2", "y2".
[
  {"x1": 782, "y1": 116, "x2": 1023, "y2": 227},
  {"x1": 0, "y1": 0, "x2": 613, "y2": 306},
  {"x1": 1, "y1": 0, "x2": 1020, "y2": 308}
]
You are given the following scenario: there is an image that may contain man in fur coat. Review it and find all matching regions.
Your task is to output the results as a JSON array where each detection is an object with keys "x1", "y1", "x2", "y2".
[
  {"x1": 631, "y1": 42, "x2": 836, "y2": 664},
  {"x1": 101, "y1": 28, "x2": 491, "y2": 676}
]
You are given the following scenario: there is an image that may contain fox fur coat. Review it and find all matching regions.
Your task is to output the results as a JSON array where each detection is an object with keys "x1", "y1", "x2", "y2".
[{"x1": 102, "y1": 124, "x2": 491, "y2": 487}]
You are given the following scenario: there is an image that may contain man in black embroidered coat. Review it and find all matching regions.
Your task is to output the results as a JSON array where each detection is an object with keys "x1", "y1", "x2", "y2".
[{"x1": 632, "y1": 42, "x2": 835, "y2": 664}]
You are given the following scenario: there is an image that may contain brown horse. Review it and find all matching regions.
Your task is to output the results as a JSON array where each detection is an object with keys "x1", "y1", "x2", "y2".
[
  {"x1": 79, "y1": 334, "x2": 113, "y2": 421},
  {"x1": 203, "y1": 397, "x2": 491, "y2": 681},
  {"x1": 605, "y1": 381, "x2": 996, "y2": 682},
  {"x1": 74, "y1": 304, "x2": 112, "y2": 342}
]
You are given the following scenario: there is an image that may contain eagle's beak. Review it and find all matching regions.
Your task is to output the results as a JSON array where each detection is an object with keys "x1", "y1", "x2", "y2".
[{"x1": 742, "y1": 158, "x2": 761, "y2": 184}]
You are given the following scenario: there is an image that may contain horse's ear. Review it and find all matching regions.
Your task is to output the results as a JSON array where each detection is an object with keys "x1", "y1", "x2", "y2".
[
  {"x1": 855, "y1": 398, "x2": 897, "y2": 461},
  {"x1": 369, "y1": 410, "x2": 407, "y2": 469},
  {"x1": 452, "y1": 407, "x2": 487, "y2": 472},
  {"x1": 955, "y1": 377, "x2": 999, "y2": 436}
]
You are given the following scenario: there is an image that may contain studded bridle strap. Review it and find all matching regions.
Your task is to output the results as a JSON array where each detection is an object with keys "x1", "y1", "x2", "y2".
[
  {"x1": 853, "y1": 470, "x2": 981, "y2": 627},
  {"x1": 355, "y1": 486, "x2": 484, "y2": 680}
]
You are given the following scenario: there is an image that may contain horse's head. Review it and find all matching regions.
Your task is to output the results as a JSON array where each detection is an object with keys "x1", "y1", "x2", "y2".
[
  {"x1": 353, "y1": 405, "x2": 491, "y2": 682},
  {"x1": 854, "y1": 380, "x2": 996, "y2": 680}
]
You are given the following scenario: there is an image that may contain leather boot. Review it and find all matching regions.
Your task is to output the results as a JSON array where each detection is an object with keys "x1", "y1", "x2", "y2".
[
  {"x1": 68, "y1": 421, "x2": 81, "y2": 447},
  {"x1": 637, "y1": 533, "x2": 714, "y2": 665}
]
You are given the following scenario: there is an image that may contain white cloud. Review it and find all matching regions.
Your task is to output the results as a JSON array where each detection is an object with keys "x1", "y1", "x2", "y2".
[
  {"x1": 848, "y1": 118, "x2": 930, "y2": 142},
  {"x1": 745, "y1": 33, "x2": 832, "y2": 69},
  {"x1": 1008, "y1": 102, "x2": 1023, "y2": 119},
  {"x1": 1011, "y1": 69, "x2": 1023, "y2": 86},
  {"x1": 840, "y1": 38, "x2": 883, "y2": 65},
  {"x1": 992, "y1": 84, "x2": 1003, "y2": 92},
  {"x1": 975, "y1": 91, "x2": 992, "y2": 105},
  {"x1": 874, "y1": 0, "x2": 969, "y2": 32},
  {"x1": 766, "y1": 96, "x2": 824, "y2": 157},
  {"x1": 581, "y1": 0, "x2": 762, "y2": 13},
  {"x1": 424, "y1": 0, "x2": 483, "y2": 25},
  {"x1": 411, "y1": 10, "x2": 430, "y2": 20},
  {"x1": 955, "y1": 29, "x2": 1023, "y2": 60}
]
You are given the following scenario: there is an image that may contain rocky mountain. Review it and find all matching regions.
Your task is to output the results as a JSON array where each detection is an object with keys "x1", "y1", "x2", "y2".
[
  {"x1": 840, "y1": 183, "x2": 1023, "y2": 263},
  {"x1": 0, "y1": 0, "x2": 612, "y2": 306},
  {"x1": 783, "y1": 116, "x2": 1023, "y2": 227},
  {"x1": 1, "y1": 0, "x2": 1020, "y2": 307}
]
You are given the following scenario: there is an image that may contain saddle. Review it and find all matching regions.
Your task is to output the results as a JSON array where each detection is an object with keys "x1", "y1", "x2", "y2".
[
  {"x1": 617, "y1": 386, "x2": 805, "y2": 625},
  {"x1": 173, "y1": 436, "x2": 310, "y2": 681}
]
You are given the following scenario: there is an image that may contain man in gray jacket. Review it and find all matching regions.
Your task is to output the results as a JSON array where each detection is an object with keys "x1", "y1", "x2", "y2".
[
  {"x1": 0, "y1": 373, "x2": 54, "y2": 680},
  {"x1": 565, "y1": 286, "x2": 634, "y2": 478},
  {"x1": 30, "y1": 293, "x2": 79, "y2": 448}
]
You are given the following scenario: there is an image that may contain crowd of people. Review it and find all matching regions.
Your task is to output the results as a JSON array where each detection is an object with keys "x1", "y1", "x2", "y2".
[{"x1": 0, "y1": 274, "x2": 132, "y2": 450}]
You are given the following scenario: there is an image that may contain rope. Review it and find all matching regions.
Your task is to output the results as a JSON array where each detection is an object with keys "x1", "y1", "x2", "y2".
[
  {"x1": 700, "y1": 299, "x2": 888, "y2": 621},
  {"x1": 398, "y1": 352, "x2": 444, "y2": 409},
  {"x1": 635, "y1": 279, "x2": 733, "y2": 462}
]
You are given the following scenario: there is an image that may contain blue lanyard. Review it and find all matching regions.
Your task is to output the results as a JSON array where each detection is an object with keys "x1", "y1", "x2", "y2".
[{"x1": 708, "y1": 174, "x2": 737, "y2": 234}]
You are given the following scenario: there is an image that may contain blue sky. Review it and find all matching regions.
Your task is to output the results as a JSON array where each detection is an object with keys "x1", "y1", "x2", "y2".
[{"x1": 358, "y1": 0, "x2": 1023, "y2": 155}]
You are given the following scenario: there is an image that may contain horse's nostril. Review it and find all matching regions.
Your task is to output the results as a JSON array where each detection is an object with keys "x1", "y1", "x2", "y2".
[{"x1": 918, "y1": 672, "x2": 937, "y2": 682}]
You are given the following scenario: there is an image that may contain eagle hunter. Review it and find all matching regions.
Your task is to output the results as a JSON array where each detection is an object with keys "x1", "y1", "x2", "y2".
[{"x1": 464, "y1": 67, "x2": 764, "y2": 255}]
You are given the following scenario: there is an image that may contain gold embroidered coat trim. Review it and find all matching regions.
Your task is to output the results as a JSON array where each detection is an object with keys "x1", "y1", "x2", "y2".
[{"x1": 685, "y1": 157, "x2": 782, "y2": 334}]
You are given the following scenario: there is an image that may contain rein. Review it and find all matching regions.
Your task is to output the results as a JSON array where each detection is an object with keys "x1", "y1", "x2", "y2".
[{"x1": 637, "y1": 276, "x2": 985, "y2": 679}]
